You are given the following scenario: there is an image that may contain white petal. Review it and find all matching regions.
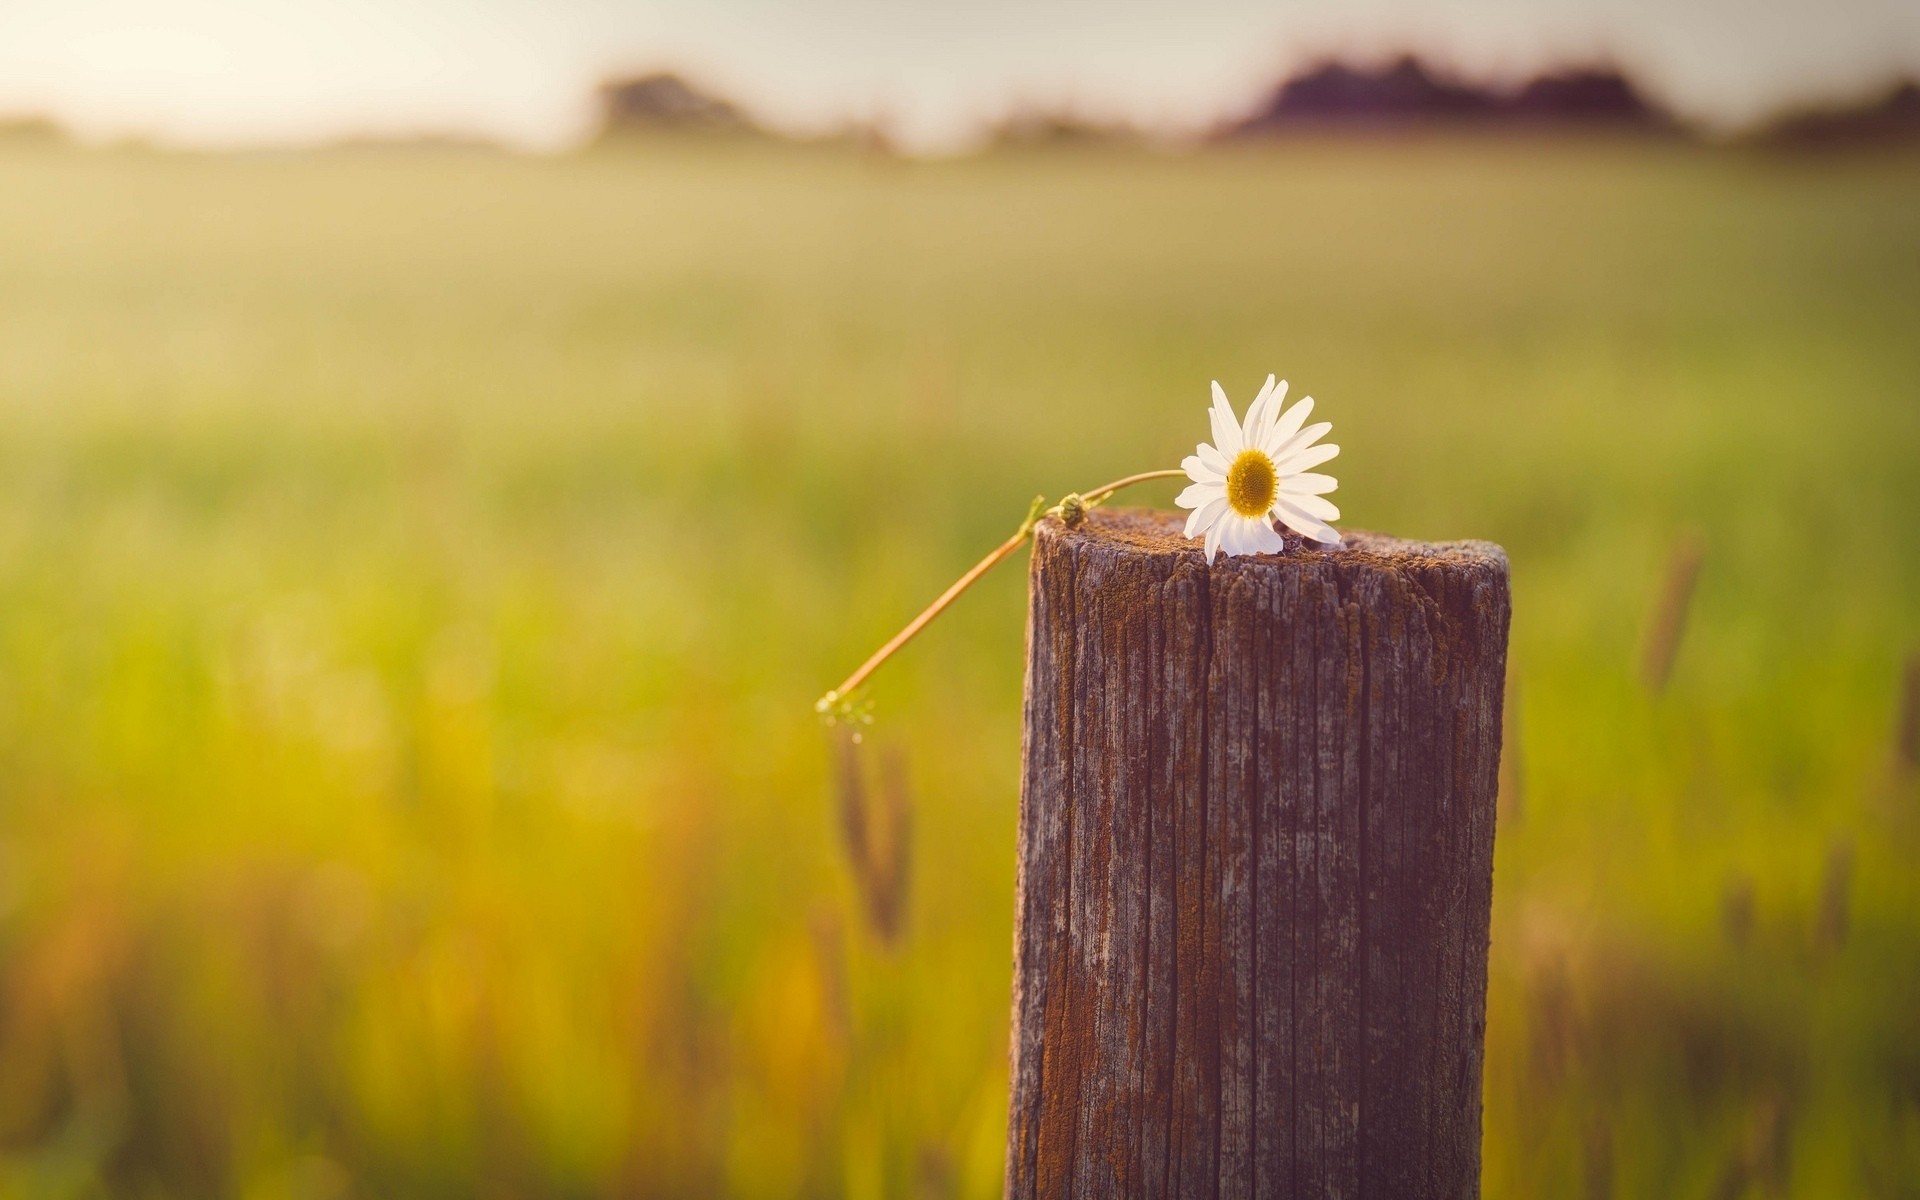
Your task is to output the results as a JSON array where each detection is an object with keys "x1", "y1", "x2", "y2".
[
  {"x1": 1280, "y1": 472, "x2": 1338, "y2": 496},
  {"x1": 1176, "y1": 480, "x2": 1223, "y2": 509},
  {"x1": 1238, "y1": 520, "x2": 1265, "y2": 557},
  {"x1": 1241, "y1": 375, "x2": 1278, "y2": 444},
  {"x1": 1262, "y1": 395, "x2": 1314, "y2": 455},
  {"x1": 1262, "y1": 379, "x2": 1289, "y2": 434},
  {"x1": 1276, "y1": 443, "x2": 1340, "y2": 474},
  {"x1": 1181, "y1": 454, "x2": 1224, "y2": 485},
  {"x1": 1209, "y1": 382, "x2": 1243, "y2": 455},
  {"x1": 1197, "y1": 443, "x2": 1232, "y2": 475},
  {"x1": 1204, "y1": 519, "x2": 1225, "y2": 563},
  {"x1": 1268, "y1": 420, "x2": 1331, "y2": 461},
  {"x1": 1184, "y1": 497, "x2": 1228, "y2": 538},
  {"x1": 1245, "y1": 518, "x2": 1286, "y2": 555},
  {"x1": 1222, "y1": 519, "x2": 1249, "y2": 557},
  {"x1": 1282, "y1": 493, "x2": 1340, "y2": 522},
  {"x1": 1274, "y1": 499, "x2": 1338, "y2": 543}
]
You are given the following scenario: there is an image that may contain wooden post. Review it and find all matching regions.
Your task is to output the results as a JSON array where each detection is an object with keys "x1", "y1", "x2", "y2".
[{"x1": 1006, "y1": 508, "x2": 1511, "y2": 1199}]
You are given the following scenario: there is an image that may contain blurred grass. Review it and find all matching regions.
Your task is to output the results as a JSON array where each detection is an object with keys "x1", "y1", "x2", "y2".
[{"x1": 0, "y1": 136, "x2": 1916, "y2": 1196}]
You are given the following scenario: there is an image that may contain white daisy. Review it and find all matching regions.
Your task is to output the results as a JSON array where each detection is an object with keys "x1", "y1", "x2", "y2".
[{"x1": 1175, "y1": 375, "x2": 1341, "y2": 563}]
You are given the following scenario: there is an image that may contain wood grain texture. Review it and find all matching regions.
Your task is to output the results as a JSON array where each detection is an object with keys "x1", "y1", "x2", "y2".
[{"x1": 1006, "y1": 508, "x2": 1510, "y2": 1200}]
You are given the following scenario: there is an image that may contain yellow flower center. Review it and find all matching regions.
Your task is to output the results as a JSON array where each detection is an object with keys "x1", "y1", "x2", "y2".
[{"x1": 1225, "y1": 448, "x2": 1278, "y2": 517}]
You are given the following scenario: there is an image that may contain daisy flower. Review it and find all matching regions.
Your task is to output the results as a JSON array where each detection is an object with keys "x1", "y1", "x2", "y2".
[{"x1": 1176, "y1": 375, "x2": 1340, "y2": 562}]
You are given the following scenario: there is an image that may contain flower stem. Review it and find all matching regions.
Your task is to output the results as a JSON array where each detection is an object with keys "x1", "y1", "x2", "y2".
[
  {"x1": 1078, "y1": 468, "x2": 1188, "y2": 505},
  {"x1": 816, "y1": 468, "x2": 1187, "y2": 716}
]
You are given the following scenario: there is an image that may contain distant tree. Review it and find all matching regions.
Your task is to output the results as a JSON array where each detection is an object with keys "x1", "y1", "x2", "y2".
[
  {"x1": 987, "y1": 109, "x2": 1143, "y2": 151},
  {"x1": 0, "y1": 115, "x2": 66, "y2": 146},
  {"x1": 322, "y1": 131, "x2": 504, "y2": 154},
  {"x1": 1505, "y1": 69, "x2": 1675, "y2": 129},
  {"x1": 595, "y1": 72, "x2": 759, "y2": 140},
  {"x1": 1222, "y1": 56, "x2": 1500, "y2": 136},
  {"x1": 1758, "y1": 81, "x2": 1920, "y2": 148},
  {"x1": 1216, "y1": 55, "x2": 1680, "y2": 139}
]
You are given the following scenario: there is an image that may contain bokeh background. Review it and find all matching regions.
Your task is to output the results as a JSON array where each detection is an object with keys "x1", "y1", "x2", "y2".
[{"x1": 1, "y1": 1, "x2": 1918, "y2": 1196}]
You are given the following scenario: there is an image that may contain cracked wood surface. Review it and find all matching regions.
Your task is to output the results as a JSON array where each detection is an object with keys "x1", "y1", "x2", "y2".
[{"x1": 1006, "y1": 508, "x2": 1510, "y2": 1200}]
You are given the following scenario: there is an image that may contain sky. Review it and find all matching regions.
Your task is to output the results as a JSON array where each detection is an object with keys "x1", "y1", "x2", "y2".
[{"x1": 0, "y1": 0, "x2": 1916, "y2": 152}]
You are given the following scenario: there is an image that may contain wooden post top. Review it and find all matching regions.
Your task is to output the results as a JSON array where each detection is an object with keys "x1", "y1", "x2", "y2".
[
  {"x1": 1009, "y1": 504, "x2": 1513, "y2": 1200},
  {"x1": 1036, "y1": 505, "x2": 1509, "y2": 583}
]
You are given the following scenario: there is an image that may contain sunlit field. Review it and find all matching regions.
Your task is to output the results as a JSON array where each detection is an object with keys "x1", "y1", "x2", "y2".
[{"x1": 0, "y1": 136, "x2": 1916, "y2": 1197}]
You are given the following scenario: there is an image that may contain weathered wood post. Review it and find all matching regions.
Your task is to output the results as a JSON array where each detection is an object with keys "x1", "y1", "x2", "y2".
[{"x1": 1007, "y1": 508, "x2": 1510, "y2": 1199}]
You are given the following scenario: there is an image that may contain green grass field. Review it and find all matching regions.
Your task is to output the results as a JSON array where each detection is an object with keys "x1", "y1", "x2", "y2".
[{"x1": 0, "y1": 136, "x2": 1916, "y2": 1197}]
